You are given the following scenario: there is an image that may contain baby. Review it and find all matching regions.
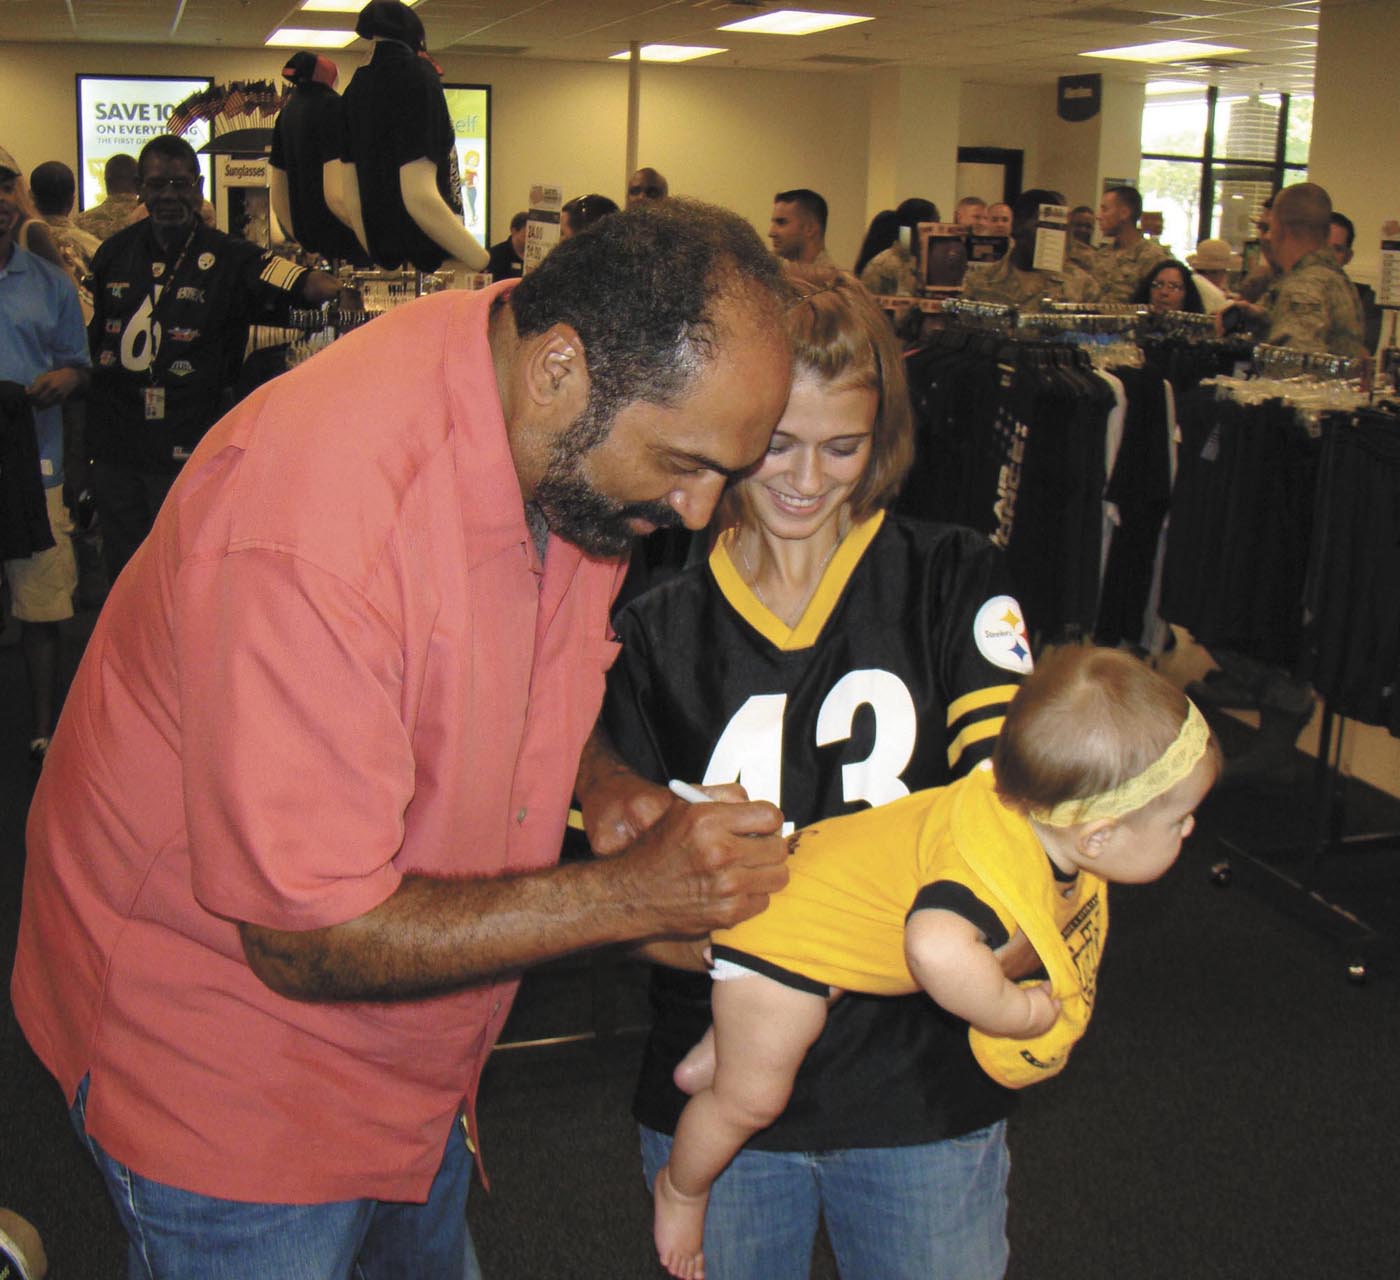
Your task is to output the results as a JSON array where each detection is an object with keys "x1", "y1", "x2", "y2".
[{"x1": 653, "y1": 645, "x2": 1219, "y2": 1279}]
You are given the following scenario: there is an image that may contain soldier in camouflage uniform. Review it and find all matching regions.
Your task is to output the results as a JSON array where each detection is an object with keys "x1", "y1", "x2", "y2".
[
  {"x1": 961, "y1": 187, "x2": 1098, "y2": 311},
  {"x1": 1092, "y1": 185, "x2": 1168, "y2": 303},
  {"x1": 72, "y1": 153, "x2": 141, "y2": 242},
  {"x1": 1221, "y1": 183, "x2": 1366, "y2": 358}
]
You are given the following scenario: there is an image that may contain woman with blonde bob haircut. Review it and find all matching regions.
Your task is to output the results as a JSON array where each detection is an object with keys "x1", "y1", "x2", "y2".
[{"x1": 583, "y1": 263, "x2": 1040, "y2": 1278}]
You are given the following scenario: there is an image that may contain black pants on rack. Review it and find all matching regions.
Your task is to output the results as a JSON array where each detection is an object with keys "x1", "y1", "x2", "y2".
[{"x1": 1299, "y1": 412, "x2": 1400, "y2": 735}]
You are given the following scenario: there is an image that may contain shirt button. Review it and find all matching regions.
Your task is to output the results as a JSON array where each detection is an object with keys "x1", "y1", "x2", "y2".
[{"x1": 516, "y1": 807, "x2": 527, "y2": 824}]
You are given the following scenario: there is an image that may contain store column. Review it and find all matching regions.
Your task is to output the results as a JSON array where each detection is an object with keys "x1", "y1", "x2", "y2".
[
  {"x1": 865, "y1": 68, "x2": 962, "y2": 222},
  {"x1": 1039, "y1": 79, "x2": 1146, "y2": 209},
  {"x1": 1310, "y1": 0, "x2": 1400, "y2": 289}
]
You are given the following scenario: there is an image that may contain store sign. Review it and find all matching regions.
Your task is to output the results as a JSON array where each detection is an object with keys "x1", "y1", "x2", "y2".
[
  {"x1": 443, "y1": 84, "x2": 490, "y2": 247},
  {"x1": 76, "y1": 74, "x2": 213, "y2": 210},
  {"x1": 1057, "y1": 74, "x2": 1101, "y2": 123}
]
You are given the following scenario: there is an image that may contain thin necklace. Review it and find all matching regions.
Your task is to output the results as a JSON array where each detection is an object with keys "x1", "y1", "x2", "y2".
[{"x1": 737, "y1": 514, "x2": 848, "y2": 625}]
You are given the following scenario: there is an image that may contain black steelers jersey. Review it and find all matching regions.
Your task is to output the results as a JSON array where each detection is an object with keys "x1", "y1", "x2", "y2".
[
  {"x1": 604, "y1": 510, "x2": 1032, "y2": 1151},
  {"x1": 88, "y1": 220, "x2": 310, "y2": 473}
]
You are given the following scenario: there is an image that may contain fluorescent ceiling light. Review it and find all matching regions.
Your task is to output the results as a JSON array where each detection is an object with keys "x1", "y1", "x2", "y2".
[
  {"x1": 266, "y1": 26, "x2": 358, "y2": 47},
  {"x1": 1080, "y1": 40, "x2": 1247, "y2": 62},
  {"x1": 609, "y1": 45, "x2": 726, "y2": 62},
  {"x1": 301, "y1": 0, "x2": 419, "y2": 8},
  {"x1": 718, "y1": 10, "x2": 873, "y2": 36}
]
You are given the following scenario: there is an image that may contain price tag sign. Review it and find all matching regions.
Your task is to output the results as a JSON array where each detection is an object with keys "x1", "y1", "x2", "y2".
[
  {"x1": 1033, "y1": 204, "x2": 1069, "y2": 274},
  {"x1": 1377, "y1": 220, "x2": 1400, "y2": 309},
  {"x1": 523, "y1": 183, "x2": 562, "y2": 276}
]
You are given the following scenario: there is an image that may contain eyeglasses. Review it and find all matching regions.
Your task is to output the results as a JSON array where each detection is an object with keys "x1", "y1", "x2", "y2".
[{"x1": 141, "y1": 176, "x2": 197, "y2": 193}]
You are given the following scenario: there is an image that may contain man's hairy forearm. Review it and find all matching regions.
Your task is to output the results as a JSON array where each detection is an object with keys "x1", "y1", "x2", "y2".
[
  {"x1": 240, "y1": 859, "x2": 651, "y2": 1003},
  {"x1": 241, "y1": 788, "x2": 789, "y2": 1003}
]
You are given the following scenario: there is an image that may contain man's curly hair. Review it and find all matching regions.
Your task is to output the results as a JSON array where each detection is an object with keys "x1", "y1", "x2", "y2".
[{"x1": 509, "y1": 198, "x2": 789, "y2": 446}]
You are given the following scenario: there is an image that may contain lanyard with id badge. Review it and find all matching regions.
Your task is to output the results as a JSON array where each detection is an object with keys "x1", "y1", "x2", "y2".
[{"x1": 145, "y1": 229, "x2": 196, "y2": 422}]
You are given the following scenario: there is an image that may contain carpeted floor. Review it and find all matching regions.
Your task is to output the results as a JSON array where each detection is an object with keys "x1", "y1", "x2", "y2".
[{"x1": 3, "y1": 629, "x2": 1398, "y2": 1278}]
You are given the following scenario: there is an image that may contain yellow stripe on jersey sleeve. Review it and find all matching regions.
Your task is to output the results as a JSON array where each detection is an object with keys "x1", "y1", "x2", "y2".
[
  {"x1": 259, "y1": 255, "x2": 307, "y2": 292},
  {"x1": 946, "y1": 716, "x2": 1003, "y2": 770},
  {"x1": 567, "y1": 807, "x2": 585, "y2": 831},
  {"x1": 945, "y1": 684, "x2": 1018, "y2": 729}
]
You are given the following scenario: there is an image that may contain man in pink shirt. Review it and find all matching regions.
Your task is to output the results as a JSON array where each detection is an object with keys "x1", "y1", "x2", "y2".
[{"x1": 12, "y1": 198, "x2": 794, "y2": 1278}]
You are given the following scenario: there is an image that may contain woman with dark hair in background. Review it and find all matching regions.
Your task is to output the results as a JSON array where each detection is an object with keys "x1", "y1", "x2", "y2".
[
  {"x1": 1132, "y1": 257, "x2": 1205, "y2": 316},
  {"x1": 858, "y1": 197, "x2": 938, "y2": 296},
  {"x1": 853, "y1": 208, "x2": 897, "y2": 277}
]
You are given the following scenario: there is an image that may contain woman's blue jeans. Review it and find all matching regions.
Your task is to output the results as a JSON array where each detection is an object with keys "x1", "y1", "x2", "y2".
[{"x1": 640, "y1": 1120, "x2": 1009, "y2": 1280}]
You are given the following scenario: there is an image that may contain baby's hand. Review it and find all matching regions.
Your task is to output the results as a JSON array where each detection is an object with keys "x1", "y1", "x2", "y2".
[{"x1": 1014, "y1": 981, "x2": 1060, "y2": 1038}]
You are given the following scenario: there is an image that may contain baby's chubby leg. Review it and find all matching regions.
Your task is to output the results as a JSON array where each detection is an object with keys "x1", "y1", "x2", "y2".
[
  {"x1": 673, "y1": 1026, "x2": 716, "y2": 1096},
  {"x1": 655, "y1": 974, "x2": 831, "y2": 1278}
]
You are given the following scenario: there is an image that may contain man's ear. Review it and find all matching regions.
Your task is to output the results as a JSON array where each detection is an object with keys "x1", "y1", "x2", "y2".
[
  {"x1": 525, "y1": 323, "x2": 586, "y2": 410},
  {"x1": 1075, "y1": 818, "x2": 1119, "y2": 861}
]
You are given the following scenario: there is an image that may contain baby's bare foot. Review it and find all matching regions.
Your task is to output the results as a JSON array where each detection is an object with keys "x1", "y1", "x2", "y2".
[{"x1": 654, "y1": 1164, "x2": 708, "y2": 1279}]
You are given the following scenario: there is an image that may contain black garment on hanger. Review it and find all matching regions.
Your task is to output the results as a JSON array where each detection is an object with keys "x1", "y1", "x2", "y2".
[
  {"x1": 270, "y1": 81, "x2": 370, "y2": 264},
  {"x1": 1161, "y1": 388, "x2": 1319, "y2": 667},
  {"x1": 898, "y1": 331, "x2": 1114, "y2": 642},
  {"x1": 341, "y1": 41, "x2": 463, "y2": 272},
  {"x1": 0, "y1": 381, "x2": 55, "y2": 560},
  {"x1": 1298, "y1": 408, "x2": 1400, "y2": 735},
  {"x1": 1095, "y1": 364, "x2": 1172, "y2": 649}
]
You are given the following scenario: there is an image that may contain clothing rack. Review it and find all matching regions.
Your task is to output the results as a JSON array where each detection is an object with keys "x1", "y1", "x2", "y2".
[
  {"x1": 938, "y1": 296, "x2": 1017, "y2": 330},
  {"x1": 1200, "y1": 404, "x2": 1400, "y2": 980},
  {"x1": 1015, "y1": 311, "x2": 1139, "y2": 335},
  {"x1": 1252, "y1": 341, "x2": 1365, "y2": 382},
  {"x1": 1043, "y1": 301, "x2": 1148, "y2": 317},
  {"x1": 1140, "y1": 309, "x2": 1217, "y2": 339},
  {"x1": 901, "y1": 323, "x2": 1177, "y2": 648}
]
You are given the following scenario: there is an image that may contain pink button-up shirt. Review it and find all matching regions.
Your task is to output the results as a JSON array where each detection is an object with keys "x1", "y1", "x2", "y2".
[{"x1": 12, "y1": 284, "x2": 624, "y2": 1203}]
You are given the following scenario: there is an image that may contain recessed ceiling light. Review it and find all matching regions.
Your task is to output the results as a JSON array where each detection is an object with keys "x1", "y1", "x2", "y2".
[
  {"x1": 266, "y1": 27, "x2": 358, "y2": 48},
  {"x1": 609, "y1": 45, "x2": 727, "y2": 62},
  {"x1": 1080, "y1": 40, "x2": 1247, "y2": 62},
  {"x1": 718, "y1": 10, "x2": 873, "y2": 36}
]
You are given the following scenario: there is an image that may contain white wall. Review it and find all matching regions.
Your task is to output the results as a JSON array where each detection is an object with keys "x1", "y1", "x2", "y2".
[{"x1": 959, "y1": 82, "x2": 1045, "y2": 198}]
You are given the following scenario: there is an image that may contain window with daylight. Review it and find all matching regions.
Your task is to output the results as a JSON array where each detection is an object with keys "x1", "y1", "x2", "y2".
[{"x1": 1139, "y1": 87, "x2": 1312, "y2": 256}]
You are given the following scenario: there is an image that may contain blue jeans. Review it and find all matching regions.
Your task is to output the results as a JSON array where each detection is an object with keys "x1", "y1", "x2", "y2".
[
  {"x1": 640, "y1": 1122, "x2": 1009, "y2": 1280},
  {"x1": 70, "y1": 1079, "x2": 481, "y2": 1280}
]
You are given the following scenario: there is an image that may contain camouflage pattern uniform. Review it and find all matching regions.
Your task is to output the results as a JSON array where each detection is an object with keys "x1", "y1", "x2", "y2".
[
  {"x1": 859, "y1": 243, "x2": 920, "y2": 297},
  {"x1": 1262, "y1": 248, "x2": 1367, "y2": 357},
  {"x1": 72, "y1": 193, "x2": 141, "y2": 243},
  {"x1": 1066, "y1": 239, "x2": 1098, "y2": 274},
  {"x1": 1091, "y1": 236, "x2": 1169, "y2": 303},
  {"x1": 960, "y1": 253, "x2": 1098, "y2": 311}
]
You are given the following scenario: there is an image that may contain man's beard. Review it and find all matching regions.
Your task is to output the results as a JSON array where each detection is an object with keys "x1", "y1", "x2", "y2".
[{"x1": 532, "y1": 395, "x2": 685, "y2": 559}]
